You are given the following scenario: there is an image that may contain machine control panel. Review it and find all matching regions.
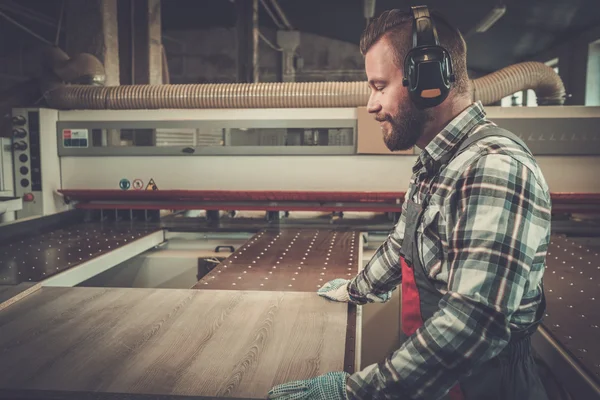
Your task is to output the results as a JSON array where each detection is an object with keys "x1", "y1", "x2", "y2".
[
  {"x1": 0, "y1": 137, "x2": 13, "y2": 198},
  {"x1": 11, "y1": 109, "x2": 42, "y2": 218},
  {"x1": 12, "y1": 115, "x2": 26, "y2": 126},
  {"x1": 13, "y1": 128, "x2": 27, "y2": 139},
  {"x1": 28, "y1": 112, "x2": 42, "y2": 191}
]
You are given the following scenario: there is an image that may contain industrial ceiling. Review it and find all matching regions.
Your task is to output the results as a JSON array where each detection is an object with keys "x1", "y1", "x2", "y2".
[
  {"x1": 0, "y1": 0, "x2": 599, "y2": 75},
  {"x1": 160, "y1": 0, "x2": 600, "y2": 74}
]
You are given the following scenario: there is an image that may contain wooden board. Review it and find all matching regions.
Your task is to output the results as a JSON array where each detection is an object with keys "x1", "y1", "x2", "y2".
[
  {"x1": 0, "y1": 282, "x2": 40, "y2": 312},
  {"x1": 0, "y1": 287, "x2": 348, "y2": 399},
  {"x1": 194, "y1": 230, "x2": 360, "y2": 291}
]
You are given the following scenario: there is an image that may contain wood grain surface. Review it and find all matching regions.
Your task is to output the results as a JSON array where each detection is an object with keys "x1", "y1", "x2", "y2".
[
  {"x1": 0, "y1": 287, "x2": 348, "y2": 399},
  {"x1": 0, "y1": 282, "x2": 40, "y2": 312},
  {"x1": 194, "y1": 229, "x2": 360, "y2": 291}
]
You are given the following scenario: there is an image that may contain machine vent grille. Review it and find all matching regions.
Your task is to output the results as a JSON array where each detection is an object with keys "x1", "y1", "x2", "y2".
[{"x1": 155, "y1": 128, "x2": 223, "y2": 147}]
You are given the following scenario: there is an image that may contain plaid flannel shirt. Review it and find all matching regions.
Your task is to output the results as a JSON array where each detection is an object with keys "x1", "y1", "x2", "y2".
[{"x1": 346, "y1": 101, "x2": 552, "y2": 399}]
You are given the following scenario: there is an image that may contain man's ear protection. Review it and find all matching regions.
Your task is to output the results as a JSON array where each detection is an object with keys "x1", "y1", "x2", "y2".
[{"x1": 402, "y1": 5, "x2": 456, "y2": 109}]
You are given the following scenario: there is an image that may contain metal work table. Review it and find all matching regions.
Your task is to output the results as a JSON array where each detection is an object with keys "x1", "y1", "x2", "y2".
[
  {"x1": 0, "y1": 223, "x2": 161, "y2": 285},
  {"x1": 0, "y1": 221, "x2": 163, "y2": 306},
  {"x1": 533, "y1": 235, "x2": 600, "y2": 399},
  {"x1": 194, "y1": 229, "x2": 359, "y2": 291}
]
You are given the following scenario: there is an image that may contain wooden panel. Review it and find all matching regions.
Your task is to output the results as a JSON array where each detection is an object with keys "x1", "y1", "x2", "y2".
[
  {"x1": 0, "y1": 287, "x2": 347, "y2": 399},
  {"x1": 193, "y1": 230, "x2": 360, "y2": 291},
  {"x1": 356, "y1": 106, "x2": 415, "y2": 155},
  {"x1": 0, "y1": 282, "x2": 40, "y2": 312},
  {"x1": 0, "y1": 283, "x2": 35, "y2": 303}
]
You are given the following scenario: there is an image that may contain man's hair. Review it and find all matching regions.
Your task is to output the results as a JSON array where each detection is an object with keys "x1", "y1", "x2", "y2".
[{"x1": 360, "y1": 9, "x2": 470, "y2": 96}]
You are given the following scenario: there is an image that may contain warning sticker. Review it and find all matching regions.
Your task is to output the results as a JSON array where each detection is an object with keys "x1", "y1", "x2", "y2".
[
  {"x1": 146, "y1": 178, "x2": 158, "y2": 191},
  {"x1": 132, "y1": 179, "x2": 144, "y2": 190},
  {"x1": 63, "y1": 129, "x2": 89, "y2": 148}
]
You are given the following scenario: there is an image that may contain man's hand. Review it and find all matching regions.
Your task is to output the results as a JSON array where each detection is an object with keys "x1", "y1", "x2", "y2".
[
  {"x1": 318, "y1": 278, "x2": 394, "y2": 304},
  {"x1": 267, "y1": 371, "x2": 349, "y2": 400},
  {"x1": 317, "y1": 278, "x2": 351, "y2": 302}
]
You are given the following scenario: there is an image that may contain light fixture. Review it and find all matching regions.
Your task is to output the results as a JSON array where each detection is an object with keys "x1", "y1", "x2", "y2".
[{"x1": 472, "y1": 3, "x2": 506, "y2": 33}]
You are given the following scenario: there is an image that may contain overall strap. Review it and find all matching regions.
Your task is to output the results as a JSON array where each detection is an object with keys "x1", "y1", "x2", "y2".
[
  {"x1": 453, "y1": 123, "x2": 545, "y2": 341},
  {"x1": 456, "y1": 124, "x2": 533, "y2": 157},
  {"x1": 425, "y1": 124, "x2": 532, "y2": 207}
]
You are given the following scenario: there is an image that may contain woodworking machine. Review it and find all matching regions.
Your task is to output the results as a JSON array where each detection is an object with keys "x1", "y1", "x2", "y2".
[{"x1": 1, "y1": 105, "x2": 600, "y2": 399}]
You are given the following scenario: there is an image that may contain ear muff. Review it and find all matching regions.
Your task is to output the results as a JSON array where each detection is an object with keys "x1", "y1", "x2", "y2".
[{"x1": 402, "y1": 6, "x2": 455, "y2": 109}]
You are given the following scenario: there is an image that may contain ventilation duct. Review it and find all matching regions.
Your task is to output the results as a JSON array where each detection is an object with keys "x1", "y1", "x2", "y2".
[
  {"x1": 470, "y1": 61, "x2": 565, "y2": 105},
  {"x1": 42, "y1": 61, "x2": 565, "y2": 109},
  {"x1": 41, "y1": 46, "x2": 106, "y2": 87}
]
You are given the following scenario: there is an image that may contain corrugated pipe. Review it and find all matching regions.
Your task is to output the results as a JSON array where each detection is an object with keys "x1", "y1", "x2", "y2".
[
  {"x1": 44, "y1": 81, "x2": 370, "y2": 109},
  {"x1": 471, "y1": 61, "x2": 565, "y2": 105},
  {"x1": 43, "y1": 61, "x2": 565, "y2": 109}
]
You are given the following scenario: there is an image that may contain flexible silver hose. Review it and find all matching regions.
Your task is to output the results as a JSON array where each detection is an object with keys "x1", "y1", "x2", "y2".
[
  {"x1": 44, "y1": 81, "x2": 370, "y2": 109},
  {"x1": 43, "y1": 61, "x2": 566, "y2": 109},
  {"x1": 471, "y1": 61, "x2": 565, "y2": 105}
]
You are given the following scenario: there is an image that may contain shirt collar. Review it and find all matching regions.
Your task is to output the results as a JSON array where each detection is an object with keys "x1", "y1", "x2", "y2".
[{"x1": 413, "y1": 101, "x2": 487, "y2": 175}]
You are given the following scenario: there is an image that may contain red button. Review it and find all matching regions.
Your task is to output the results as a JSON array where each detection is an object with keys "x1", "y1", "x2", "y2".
[{"x1": 23, "y1": 193, "x2": 34, "y2": 202}]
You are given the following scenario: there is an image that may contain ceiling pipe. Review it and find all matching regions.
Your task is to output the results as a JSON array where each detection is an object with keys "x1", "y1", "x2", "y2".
[
  {"x1": 0, "y1": 9, "x2": 54, "y2": 46},
  {"x1": 54, "y1": 0, "x2": 65, "y2": 46},
  {"x1": 252, "y1": 0, "x2": 259, "y2": 83},
  {"x1": 269, "y1": 0, "x2": 293, "y2": 30},
  {"x1": 259, "y1": 0, "x2": 284, "y2": 30},
  {"x1": 466, "y1": 2, "x2": 506, "y2": 37},
  {"x1": 0, "y1": 1, "x2": 60, "y2": 29}
]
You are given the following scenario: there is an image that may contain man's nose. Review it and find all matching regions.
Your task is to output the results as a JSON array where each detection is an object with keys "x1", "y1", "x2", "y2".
[{"x1": 367, "y1": 94, "x2": 381, "y2": 114}]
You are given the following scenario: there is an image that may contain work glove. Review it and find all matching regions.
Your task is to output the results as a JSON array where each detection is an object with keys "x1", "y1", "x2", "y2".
[
  {"x1": 317, "y1": 278, "x2": 352, "y2": 302},
  {"x1": 318, "y1": 278, "x2": 393, "y2": 303},
  {"x1": 267, "y1": 371, "x2": 350, "y2": 400}
]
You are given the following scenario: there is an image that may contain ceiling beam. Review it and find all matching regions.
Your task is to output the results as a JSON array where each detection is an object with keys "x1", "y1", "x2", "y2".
[
  {"x1": 0, "y1": 0, "x2": 60, "y2": 29},
  {"x1": 523, "y1": 19, "x2": 600, "y2": 63}
]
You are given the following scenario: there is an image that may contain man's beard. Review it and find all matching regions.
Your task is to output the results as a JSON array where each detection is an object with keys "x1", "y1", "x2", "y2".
[{"x1": 379, "y1": 103, "x2": 431, "y2": 151}]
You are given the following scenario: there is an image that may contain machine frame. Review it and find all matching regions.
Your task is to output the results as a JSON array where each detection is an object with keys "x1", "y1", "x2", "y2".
[{"x1": 2, "y1": 105, "x2": 600, "y2": 399}]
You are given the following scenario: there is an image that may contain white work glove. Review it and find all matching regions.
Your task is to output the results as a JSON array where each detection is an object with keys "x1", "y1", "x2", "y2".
[
  {"x1": 318, "y1": 278, "x2": 394, "y2": 304},
  {"x1": 317, "y1": 278, "x2": 352, "y2": 302}
]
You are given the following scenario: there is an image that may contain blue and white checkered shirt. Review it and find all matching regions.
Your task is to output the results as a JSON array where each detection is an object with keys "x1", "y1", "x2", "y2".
[{"x1": 347, "y1": 101, "x2": 551, "y2": 399}]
